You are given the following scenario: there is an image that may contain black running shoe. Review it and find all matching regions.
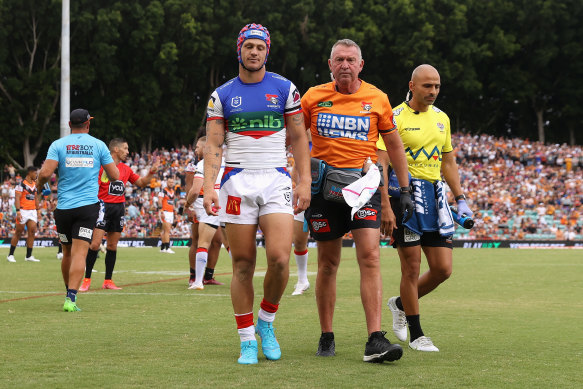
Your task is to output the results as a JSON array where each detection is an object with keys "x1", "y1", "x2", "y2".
[
  {"x1": 363, "y1": 331, "x2": 403, "y2": 363},
  {"x1": 316, "y1": 332, "x2": 336, "y2": 357}
]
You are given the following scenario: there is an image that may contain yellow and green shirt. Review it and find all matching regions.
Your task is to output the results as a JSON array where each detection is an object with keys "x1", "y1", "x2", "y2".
[{"x1": 377, "y1": 102, "x2": 452, "y2": 183}]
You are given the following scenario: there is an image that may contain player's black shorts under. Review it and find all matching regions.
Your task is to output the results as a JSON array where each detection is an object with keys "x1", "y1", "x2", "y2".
[
  {"x1": 390, "y1": 197, "x2": 453, "y2": 249},
  {"x1": 305, "y1": 190, "x2": 381, "y2": 241},
  {"x1": 54, "y1": 202, "x2": 100, "y2": 244},
  {"x1": 96, "y1": 202, "x2": 126, "y2": 232}
]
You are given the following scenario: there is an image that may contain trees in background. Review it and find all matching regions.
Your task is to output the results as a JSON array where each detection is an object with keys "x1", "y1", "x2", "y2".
[{"x1": 1, "y1": 0, "x2": 581, "y2": 168}]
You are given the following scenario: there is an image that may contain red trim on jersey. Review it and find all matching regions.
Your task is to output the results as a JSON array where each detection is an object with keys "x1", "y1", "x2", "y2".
[
  {"x1": 284, "y1": 108, "x2": 303, "y2": 117},
  {"x1": 236, "y1": 130, "x2": 278, "y2": 139},
  {"x1": 207, "y1": 116, "x2": 223, "y2": 121}
]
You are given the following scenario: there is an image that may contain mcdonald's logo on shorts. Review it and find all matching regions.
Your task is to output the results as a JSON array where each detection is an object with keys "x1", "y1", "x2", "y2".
[{"x1": 226, "y1": 195, "x2": 242, "y2": 215}]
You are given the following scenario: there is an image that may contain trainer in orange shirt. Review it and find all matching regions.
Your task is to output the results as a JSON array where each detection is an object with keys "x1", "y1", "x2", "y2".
[{"x1": 301, "y1": 39, "x2": 412, "y2": 362}]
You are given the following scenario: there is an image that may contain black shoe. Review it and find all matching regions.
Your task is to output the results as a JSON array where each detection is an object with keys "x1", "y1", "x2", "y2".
[
  {"x1": 316, "y1": 332, "x2": 336, "y2": 357},
  {"x1": 363, "y1": 331, "x2": 403, "y2": 363}
]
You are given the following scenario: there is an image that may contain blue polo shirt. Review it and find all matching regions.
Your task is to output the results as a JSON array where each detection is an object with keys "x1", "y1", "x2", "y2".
[{"x1": 46, "y1": 133, "x2": 113, "y2": 209}]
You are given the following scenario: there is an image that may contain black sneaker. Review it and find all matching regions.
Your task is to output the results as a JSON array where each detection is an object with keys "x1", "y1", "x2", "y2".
[
  {"x1": 316, "y1": 332, "x2": 335, "y2": 357},
  {"x1": 363, "y1": 331, "x2": 403, "y2": 363}
]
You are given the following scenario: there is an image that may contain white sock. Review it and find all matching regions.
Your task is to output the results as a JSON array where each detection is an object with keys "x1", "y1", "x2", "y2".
[
  {"x1": 195, "y1": 249, "x2": 208, "y2": 285},
  {"x1": 258, "y1": 308, "x2": 276, "y2": 323},
  {"x1": 238, "y1": 325, "x2": 256, "y2": 342},
  {"x1": 294, "y1": 249, "x2": 309, "y2": 284}
]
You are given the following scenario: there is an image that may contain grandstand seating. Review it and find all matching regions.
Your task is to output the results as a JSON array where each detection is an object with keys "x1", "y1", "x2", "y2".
[{"x1": 1, "y1": 136, "x2": 582, "y2": 241}]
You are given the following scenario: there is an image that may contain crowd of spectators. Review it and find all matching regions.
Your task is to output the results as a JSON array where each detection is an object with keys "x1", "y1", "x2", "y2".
[
  {"x1": 1, "y1": 135, "x2": 581, "y2": 241},
  {"x1": 451, "y1": 134, "x2": 582, "y2": 240}
]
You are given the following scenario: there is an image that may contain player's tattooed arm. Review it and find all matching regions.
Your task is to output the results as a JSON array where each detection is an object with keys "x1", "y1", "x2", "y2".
[
  {"x1": 286, "y1": 112, "x2": 311, "y2": 213},
  {"x1": 202, "y1": 118, "x2": 225, "y2": 215},
  {"x1": 291, "y1": 114, "x2": 303, "y2": 126}
]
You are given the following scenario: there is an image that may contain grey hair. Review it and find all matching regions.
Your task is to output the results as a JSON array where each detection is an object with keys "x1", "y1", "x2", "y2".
[{"x1": 330, "y1": 39, "x2": 362, "y2": 61}]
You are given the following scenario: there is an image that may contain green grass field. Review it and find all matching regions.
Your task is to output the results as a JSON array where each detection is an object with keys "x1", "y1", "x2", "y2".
[{"x1": 1, "y1": 247, "x2": 582, "y2": 388}]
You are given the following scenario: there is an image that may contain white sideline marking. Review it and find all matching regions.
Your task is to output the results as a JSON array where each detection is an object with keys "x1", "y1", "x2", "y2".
[
  {"x1": 102, "y1": 270, "x2": 318, "y2": 277},
  {"x1": 0, "y1": 290, "x2": 230, "y2": 297},
  {"x1": 253, "y1": 271, "x2": 317, "y2": 277},
  {"x1": 0, "y1": 291, "x2": 59, "y2": 294}
]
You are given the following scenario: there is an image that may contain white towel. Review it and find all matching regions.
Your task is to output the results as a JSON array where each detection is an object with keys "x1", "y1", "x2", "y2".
[
  {"x1": 436, "y1": 181, "x2": 455, "y2": 236},
  {"x1": 342, "y1": 164, "x2": 380, "y2": 220}
]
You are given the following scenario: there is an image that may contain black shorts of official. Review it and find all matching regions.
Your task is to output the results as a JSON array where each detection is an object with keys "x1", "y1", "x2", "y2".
[
  {"x1": 305, "y1": 190, "x2": 381, "y2": 241},
  {"x1": 389, "y1": 197, "x2": 453, "y2": 249},
  {"x1": 54, "y1": 202, "x2": 100, "y2": 245},
  {"x1": 96, "y1": 202, "x2": 126, "y2": 233}
]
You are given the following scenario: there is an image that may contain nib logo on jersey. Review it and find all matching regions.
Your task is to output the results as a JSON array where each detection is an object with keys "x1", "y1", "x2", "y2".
[
  {"x1": 228, "y1": 111, "x2": 285, "y2": 139},
  {"x1": 316, "y1": 113, "x2": 370, "y2": 140}
]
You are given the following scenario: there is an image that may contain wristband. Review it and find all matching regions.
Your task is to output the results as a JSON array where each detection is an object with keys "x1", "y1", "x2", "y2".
[
  {"x1": 399, "y1": 186, "x2": 412, "y2": 195},
  {"x1": 455, "y1": 194, "x2": 466, "y2": 201}
]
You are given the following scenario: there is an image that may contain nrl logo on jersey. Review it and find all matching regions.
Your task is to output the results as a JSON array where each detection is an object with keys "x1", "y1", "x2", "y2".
[
  {"x1": 231, "y1": 96, "x2": 242, "y2": 107},
  {"x1": 437, "y1": 122, "x2": 445, "y2": 132}
]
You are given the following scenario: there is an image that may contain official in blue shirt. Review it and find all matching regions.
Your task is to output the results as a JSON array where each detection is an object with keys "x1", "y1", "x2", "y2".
[{"x1": 36, "y1": 108, "x2": 119, "y2": 312}]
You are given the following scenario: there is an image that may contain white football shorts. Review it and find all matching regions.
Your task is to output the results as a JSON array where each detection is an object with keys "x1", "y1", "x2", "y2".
[
  {"x1": 19, "y1": 209, "x2": 38, "y2": 224},
  {"x1": 162, "y1": 211, "x2": 174, "y2": 225},
  {"x1": 219, "y1": 168, "x2": 293, "y2": 224}
]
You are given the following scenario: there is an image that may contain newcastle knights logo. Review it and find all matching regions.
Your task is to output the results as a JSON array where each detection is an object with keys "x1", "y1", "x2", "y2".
[{"x1": 265, "y1": 94, "x2": 278, "y2": 104}]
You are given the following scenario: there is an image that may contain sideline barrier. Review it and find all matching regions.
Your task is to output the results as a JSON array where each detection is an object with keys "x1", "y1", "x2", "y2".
[{"x1": 1, "y1": 238, "x2": 582, "y2": 249}]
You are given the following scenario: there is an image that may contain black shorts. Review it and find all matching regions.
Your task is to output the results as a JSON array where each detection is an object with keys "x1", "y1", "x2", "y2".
[
  {"x1": 390, "y1": 197, "x2": 453, "y2": 249},
  {"x1": 305, "y1": 190, "x2": 381, "y2": 241},
  {"x1": 96, "y1": 202, "x2": 126, "y2": 232},
  {"x1": 54, "y1": 202, "x2": 100, "y2": 244}
]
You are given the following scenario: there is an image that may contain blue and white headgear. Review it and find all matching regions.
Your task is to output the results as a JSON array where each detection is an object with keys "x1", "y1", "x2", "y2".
[{"x1": 237, "y1": 23, "x2": 271, "y2": 66}]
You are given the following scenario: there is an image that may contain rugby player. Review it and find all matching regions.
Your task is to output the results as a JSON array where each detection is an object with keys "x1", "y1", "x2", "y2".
[
  {"x1": 6, "y1": 167, "x2": 41, "y2": 262},
  {"x1": 202, "y1": 23, "x2": 311, "y2": 364}
]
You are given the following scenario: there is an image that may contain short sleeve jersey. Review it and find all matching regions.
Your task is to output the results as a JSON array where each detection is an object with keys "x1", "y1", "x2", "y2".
[
  {"x1": 15, "y1": 180, "x2": 37, "y2": 210},
  {"x1": 185, "y1": 160, "x2": 197, "y2": 174},
  {"x1": 376, "y1": 102, "x2": 452, "y2": 183},
  {"x1": 46, "y1": 133, "x2": 114, "y2": 210},
  {"x1": 194, "y1": 158, "x2": 225, "y2": 197},
  {"x1": 301, "y1": 80, "x2": 397, "y2": 169},
  {"x1": 158, "y1": 188, "x2": 175, "y2": 212},
  {"x1": 98, "y1": 162, "x2": 140, "y2": 203},
  {"x1": 207, "y1": 72, "x2": 302, "y2": 169}
]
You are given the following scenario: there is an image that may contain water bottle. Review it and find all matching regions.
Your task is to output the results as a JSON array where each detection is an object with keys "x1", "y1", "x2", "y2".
[{"x1": 450, "y1": 206, "x2": 474, "y2": 229}]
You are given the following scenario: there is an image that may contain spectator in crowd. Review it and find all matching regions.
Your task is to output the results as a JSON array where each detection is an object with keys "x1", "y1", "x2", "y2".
[{"x1": 2, "y1": 135, "x2": 581, "y2": 241}]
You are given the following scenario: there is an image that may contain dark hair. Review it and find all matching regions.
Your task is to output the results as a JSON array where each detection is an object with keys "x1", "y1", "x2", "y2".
[
  {"x1": 109, "y1": 138, "x2": 127, "y2": 150},
  {"x1": 27, "y1": 166, "x2": 37, "y2": 173}
]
